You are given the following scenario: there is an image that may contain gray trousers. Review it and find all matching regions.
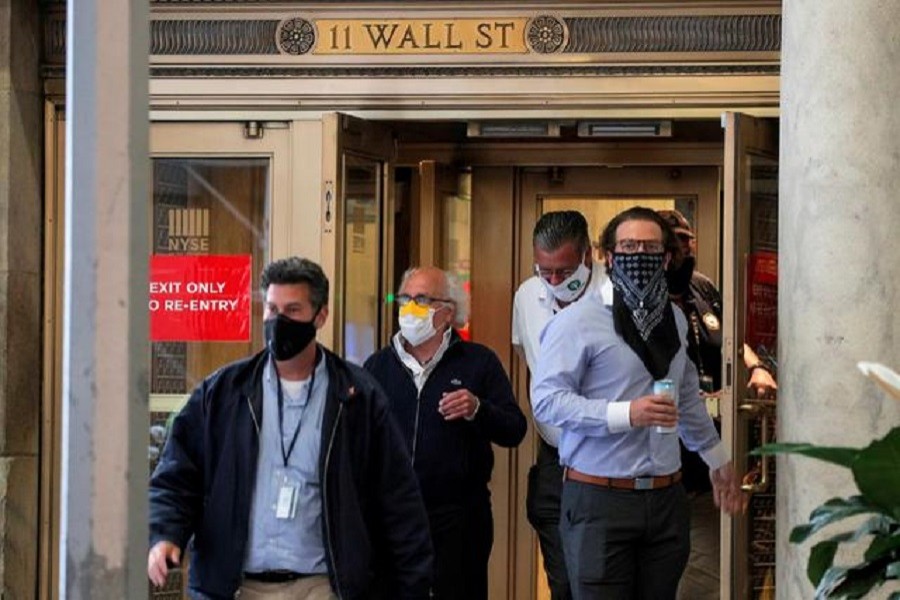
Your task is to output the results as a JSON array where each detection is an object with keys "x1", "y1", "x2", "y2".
[
  {"x1": 560, "y1": 480, "x2": 690, "y2": 600},
  {"x1": 526, "y1": 439, "x2": 572, "y2": 600}
]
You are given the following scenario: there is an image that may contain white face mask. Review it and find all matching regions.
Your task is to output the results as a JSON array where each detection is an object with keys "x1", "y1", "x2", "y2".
[
  {"x1": 398, "y1": 309, "x2": 437, "y2": 347},
  {"x1": 542, "y1": 261, "x2": 591, "y2": 303}
]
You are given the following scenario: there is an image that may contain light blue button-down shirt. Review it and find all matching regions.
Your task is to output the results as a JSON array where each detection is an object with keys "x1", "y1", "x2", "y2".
[
  {"x1": 532, "y1": 279, "x2": 727, "y2": 478},
  {"x1": 244, "y1": 353, "x2": 329, "y2": 574}
]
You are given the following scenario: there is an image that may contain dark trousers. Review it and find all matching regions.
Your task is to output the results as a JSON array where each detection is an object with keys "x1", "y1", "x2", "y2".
[
  {"x1": 560, "y1": 480, "x2": 690, "y2": 600},
  {"x1": 526, "y1": 439, "x2": 572, "y2": 600},
  {"x1": 428, "y1": 500, "x2": 493, "y2": 600}
]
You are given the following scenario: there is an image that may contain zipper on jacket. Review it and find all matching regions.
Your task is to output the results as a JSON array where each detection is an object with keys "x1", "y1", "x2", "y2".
[
  {"x1": 411, "y1": 387, "x2": 424, "y2": 466},
  {"x1": 322, "y1": 403, "x2": 344, "y2": 600},
  {"x1": 246, "y1": 395, "x2": 260, "y2": 436}
]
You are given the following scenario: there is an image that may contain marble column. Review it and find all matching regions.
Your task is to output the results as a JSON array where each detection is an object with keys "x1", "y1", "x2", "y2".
[
  {"x1": 779, "y1": 1, "x2": 900, "y2": 598},
  {"x1": 60, "y1": 0, "x2": 149, "y2": 598},
  {"x1": 0, "y1": 0, "x2": 42, "y2": 597}
]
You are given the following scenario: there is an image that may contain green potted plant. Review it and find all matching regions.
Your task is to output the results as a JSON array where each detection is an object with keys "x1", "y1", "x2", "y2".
[{"x1": 754, "y1": 362, "x2": 900, "y2": 599}]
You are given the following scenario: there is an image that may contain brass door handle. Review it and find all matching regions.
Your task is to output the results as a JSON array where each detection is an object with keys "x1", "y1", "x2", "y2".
[{"x1": 738, "y1": 399, "x2": 775, "y2": 493}]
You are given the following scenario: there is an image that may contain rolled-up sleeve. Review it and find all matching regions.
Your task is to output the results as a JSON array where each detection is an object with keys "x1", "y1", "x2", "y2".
[{"x1": 677, "y1": 352, "x2": 729, "y2": 469}]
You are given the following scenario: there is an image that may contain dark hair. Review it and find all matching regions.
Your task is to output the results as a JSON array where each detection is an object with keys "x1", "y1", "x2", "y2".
[
  {"x1": 599, "y1": 206, "x2": 681, "y2": 258},
  {"x1": 533, "y1": 210, "x2": 591, "y2": 255},
  {"x1": 260, "y1": 257, "x2": 329, "y2": 310}
]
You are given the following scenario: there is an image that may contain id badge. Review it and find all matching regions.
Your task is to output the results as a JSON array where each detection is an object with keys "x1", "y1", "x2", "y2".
[
  {"x1": 272, "y1": 466, "x2": 301, "y2": 520},
  {"x1": 275, "y1": 485, "x2": 298, "y2": 519}
]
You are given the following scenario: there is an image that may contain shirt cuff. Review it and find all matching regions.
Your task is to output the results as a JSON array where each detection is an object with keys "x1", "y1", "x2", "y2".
[
  {"x1": 607, "y1": 401, "x2": 633, "y2": 433},
  {"x1": 699, "y1": 441, "x2": 729, "y2": 471},
  {"x1": 464, "y1": 396, "x2": 481, "y2": 422}
]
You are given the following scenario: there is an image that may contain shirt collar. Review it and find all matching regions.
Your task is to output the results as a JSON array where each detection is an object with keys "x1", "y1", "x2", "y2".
[
  {"x1": 264, "y1": 345, "x2": 326, "y2": 384},
  {"x1": 392, "y1": 327, "x2": 453, "y2": 373},
  {"x1": 601, "y1": 277, "x2": 614, "y2": 306}
]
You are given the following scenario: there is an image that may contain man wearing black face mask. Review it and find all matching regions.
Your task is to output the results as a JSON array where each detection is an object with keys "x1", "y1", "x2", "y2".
[
  {"x1": 149, "y1": 257, "x2": 433, "y2": 600},
  {"x1": 532, "y1": 207, "x2": 745, "y2": 600}
]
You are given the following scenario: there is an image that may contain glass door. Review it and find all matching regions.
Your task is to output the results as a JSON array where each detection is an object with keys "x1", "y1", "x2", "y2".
[
  {"x1": 147, "y1": 122, "x2": 291, "y2": 598},
  {"x1": 721, "y1": 112, "x2": 779, "y2": 600},
  {"x1": 320, "y1": 113, "x2": 395, "y2": 364}
]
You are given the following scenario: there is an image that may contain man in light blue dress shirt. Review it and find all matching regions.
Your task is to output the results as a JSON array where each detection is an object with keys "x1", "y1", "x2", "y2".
[{"x1": 532, "y1": 207, "x2": 744, "y2": 600}]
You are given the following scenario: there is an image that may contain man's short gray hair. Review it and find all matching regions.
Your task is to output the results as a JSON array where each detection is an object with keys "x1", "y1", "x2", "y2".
[{"x1": 398, "y1": 267, "x2": 469, "y2": 329}]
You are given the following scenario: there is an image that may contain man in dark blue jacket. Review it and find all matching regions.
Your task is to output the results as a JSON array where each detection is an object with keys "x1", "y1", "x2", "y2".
[
  {"x1": 364, "y1": 266, "x2": 527, "y2": 600},
  {"x1": 149, "y1": 257, "x2": 433, "y2": 600}
]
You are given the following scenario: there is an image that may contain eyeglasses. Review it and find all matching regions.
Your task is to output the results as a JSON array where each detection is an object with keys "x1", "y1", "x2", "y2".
[
  {"x1": 615, "y1": 239, "x2": 666, "y2": 254},
  {"x1": 395, "y1": 293, "x2": 454, "y2": 308},
  {"x1": 533, "y1": 264, "x2": 579, "y2": 279}
]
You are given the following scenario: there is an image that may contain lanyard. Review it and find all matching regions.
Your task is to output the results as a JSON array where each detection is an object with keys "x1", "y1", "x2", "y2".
[{"x1": 273, "y1": 354, "x2": 317, "y2": 468}]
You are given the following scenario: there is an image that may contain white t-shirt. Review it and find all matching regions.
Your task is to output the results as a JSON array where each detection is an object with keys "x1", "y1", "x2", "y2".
[{"x1": 512, "y1": 262, "x2": 606, "y2": 446}]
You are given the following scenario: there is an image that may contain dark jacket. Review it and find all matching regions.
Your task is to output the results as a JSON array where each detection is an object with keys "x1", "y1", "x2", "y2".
[
  {"x1": 363, "y1": 332, "x2": 527, "y2": 510},
  {"x1": 684, "y1": 272, "x2": 723, "y2": 390},
  {"x1": 149, "y1": 346, "x2": 434, "y2": 600}
]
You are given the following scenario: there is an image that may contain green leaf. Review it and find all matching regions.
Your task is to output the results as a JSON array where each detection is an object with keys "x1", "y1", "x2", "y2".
[
  {"x1": 865, "y1": 529, "x2": 900, "y2": 562},
  {"x1": 852, "y1": 428, "x2": 900, "y2": 517},
  {"x1": 804, "y1": 516, "x2": 895, "y2": 586},
  {"x1": 887, "y1": 560, "x2": 900, "y2": 579},
  {"x1": 829, "y1": 557, "x2": 893, "y2": 599},
  {"x1": 888, "y1": 592, "x2": 900, "y2": 600},
  {"x1": 754, "y1": 442, "x2": 860, "y2": 469},
  {"x1": 809, "y1": 540, "x2": 842, "y2": 586},
  {"x1": 791, "y1": 497, "x2": 885, "y2": 544},
  {"x1": 815, "y1": 565, "x2": 848, "y2": 599}
]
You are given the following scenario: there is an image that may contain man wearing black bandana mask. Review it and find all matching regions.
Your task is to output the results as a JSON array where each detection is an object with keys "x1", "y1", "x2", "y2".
[
  {"x1": 532, "y1": 207, "x2": 744, "y2": 600},
  {"x1": 149, "y1": 257, "x2": 434, "y2": 600}
]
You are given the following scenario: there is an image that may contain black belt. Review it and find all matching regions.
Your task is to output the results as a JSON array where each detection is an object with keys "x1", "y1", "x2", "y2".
[{"x1": 244, "y1": 570, "x2": 311, "y2": 583}]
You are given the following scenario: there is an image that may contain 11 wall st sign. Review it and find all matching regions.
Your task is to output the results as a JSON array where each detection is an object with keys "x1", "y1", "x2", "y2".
[{"x1": 276, "y1": 16, "x2": 568, "y2": 56}]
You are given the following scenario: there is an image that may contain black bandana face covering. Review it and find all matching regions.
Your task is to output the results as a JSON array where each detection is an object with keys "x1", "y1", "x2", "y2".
[
  {"x1": 610, "y1": 252, "x2": 670, "y2": 340},
  {"x1": 609, "y1": 252, "x2": 680, "y2": 379},
  {"x1": 264, "y1": 312, "x2": 318, "y2": 361}
]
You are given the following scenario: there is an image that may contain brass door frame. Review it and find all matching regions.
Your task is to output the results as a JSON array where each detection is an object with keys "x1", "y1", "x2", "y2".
[
  {"x1": 721, "y1": 112, "x2": 779, "y2": 600},
  {"x1": 40, "y1": 100, "x2": 65, "y2": 600},
  {"x1": 469, "y1": 166, "x2": 521, "y2": 600}
]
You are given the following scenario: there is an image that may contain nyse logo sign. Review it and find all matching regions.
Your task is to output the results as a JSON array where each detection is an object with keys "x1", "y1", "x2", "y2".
[{"x1": 168, "y1": 208, "x2": 210, "y2": 253}]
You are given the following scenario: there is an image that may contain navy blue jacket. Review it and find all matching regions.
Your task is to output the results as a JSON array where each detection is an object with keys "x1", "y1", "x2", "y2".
[
  {"x1": 149, "y1": 346, "x2": 434, "y2": 600},
  {"x1": 363, "y1": 332, "x2": 527, "y2": 509}
]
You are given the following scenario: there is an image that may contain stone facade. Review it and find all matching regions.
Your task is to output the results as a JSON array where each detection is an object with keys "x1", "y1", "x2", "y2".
[{"x1": 0, "y1": 0, "x2": 43, "y2": 597}]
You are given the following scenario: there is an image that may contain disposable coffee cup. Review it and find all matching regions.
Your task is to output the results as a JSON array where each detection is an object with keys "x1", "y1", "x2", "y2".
[{"x1": 654, "y1": 378, "x2": 678, "y2": 434}]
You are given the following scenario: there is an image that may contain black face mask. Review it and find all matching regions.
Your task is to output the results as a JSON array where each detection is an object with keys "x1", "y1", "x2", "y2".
[
  {"x1": 666, "y1": 255, "x2": 696, "y2": 296},
  {"x1": 264, "y1": 312, "x2": 318, "y2": 361}
]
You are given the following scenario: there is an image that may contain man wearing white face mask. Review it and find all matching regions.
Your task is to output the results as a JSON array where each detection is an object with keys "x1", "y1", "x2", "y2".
[
  {"x1": 364, "y1": 266, "x2": 527, "y2": 600},
  {"x1": 512, "y1": 210, "x2": 606, "y2": 600}
]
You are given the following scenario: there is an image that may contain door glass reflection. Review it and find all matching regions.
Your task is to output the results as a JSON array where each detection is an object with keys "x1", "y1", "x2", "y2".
[
  {"x1": 342, "y1": 155, "x2": 381, "y2": 366},
  {"x1": 148, "y1": 157, "x2": 268, "y2": 598},
  {"x1": 442, "y1": 170, "x2": 472, "y2": 338}
]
